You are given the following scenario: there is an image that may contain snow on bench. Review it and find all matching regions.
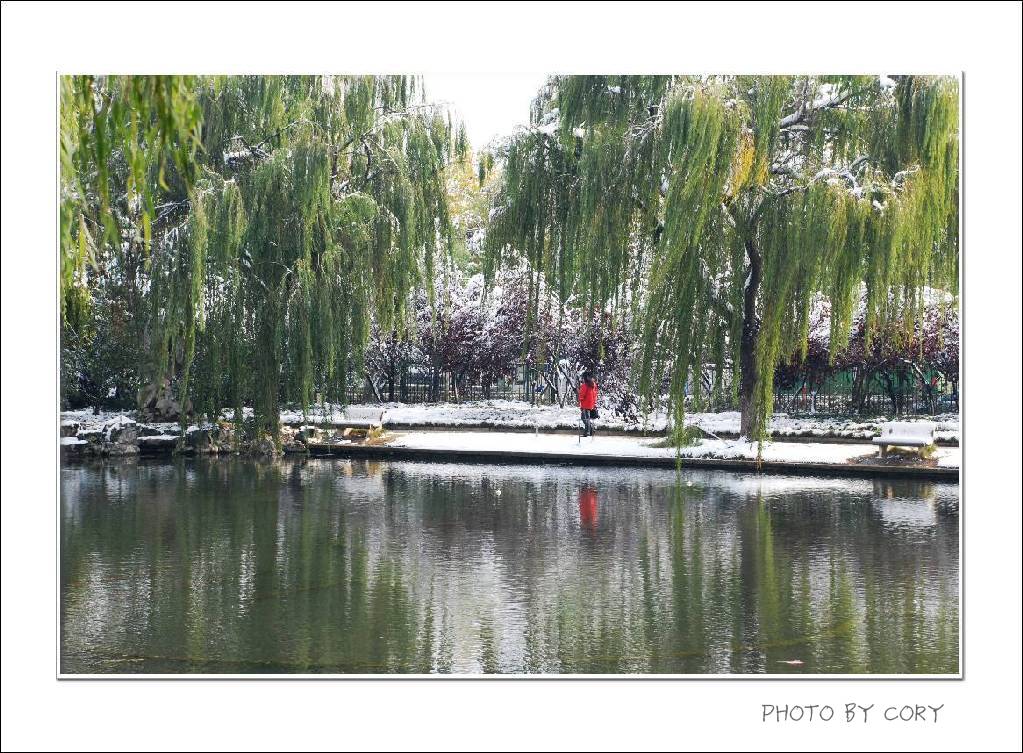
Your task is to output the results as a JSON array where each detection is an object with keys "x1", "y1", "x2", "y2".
[
  {"x1": 339, "y1": 405, "x2": 384, "y2": 429},
  {"x1": 872, "y1": 421, "x2": 936, "y2": 458},
  {"x1": 280, "y1": 405, "x2": 385, "y2": 429}
]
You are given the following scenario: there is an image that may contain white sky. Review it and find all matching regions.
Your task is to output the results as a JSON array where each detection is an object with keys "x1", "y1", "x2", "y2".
[{"x1": 421, "y1": 73, "x2": 549, "y2": 151}]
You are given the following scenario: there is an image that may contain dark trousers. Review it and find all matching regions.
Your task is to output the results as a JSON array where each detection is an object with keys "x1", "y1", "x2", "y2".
[{"x1": 580, "y1": 409, "x2": 596, "y2": 436}]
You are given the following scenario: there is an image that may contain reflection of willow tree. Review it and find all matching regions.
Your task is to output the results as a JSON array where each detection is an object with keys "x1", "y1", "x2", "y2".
[
  {"x1": 402, "y1": 467, "x2": 580, "y2": 672},
  {"x1": 62, "y1": 463, "x2": 958, "y2": 674},
  {"x1": 724, "y1": 481, "x2": 957, "y2": 673},
  {"x1": 733, "y1": 494, "x2": 862, "y2": 672},
  {"x1": 234, "y1": 460, "x2": 423, "y2": 672},
  {"x1": 660, "y1": 487, "x2": 710, "y2": 672},
  {"x1": 401, "y1": 467, "x2": 648, "y2": 672},
  {"x1": 626, "y1": 484, "x2": 707, "y2": 675},
  {"x1": 734, "y1": 496, "x2": 781, "y2": 670},
  {"x1": 62, "y1": 459, "x2": 426, "y2": 672},
  {"x1": 856, "y1": 481, "x2": 959, "y2": 674},
  {"x1": 357, "y1": 470, "x2": 956, "y2": 674},
  {"x1": 555, "y1": 480, "x2": 647, "y2": 673}
]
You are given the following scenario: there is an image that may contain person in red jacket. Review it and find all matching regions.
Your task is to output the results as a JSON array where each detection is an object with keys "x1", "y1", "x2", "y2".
[{"x1": 578, "y1": 371, "x2": 599, "y2": 438}]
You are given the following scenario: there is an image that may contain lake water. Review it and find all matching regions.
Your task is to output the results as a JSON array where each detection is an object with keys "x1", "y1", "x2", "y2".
[{"x1": 60, "y1": 458, "x2": 959, "y2": 674}]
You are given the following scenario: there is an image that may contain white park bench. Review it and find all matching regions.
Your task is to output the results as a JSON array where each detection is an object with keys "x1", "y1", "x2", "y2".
[{"x1": 872, "y1": 421, "x2": 937, "y2": 458}]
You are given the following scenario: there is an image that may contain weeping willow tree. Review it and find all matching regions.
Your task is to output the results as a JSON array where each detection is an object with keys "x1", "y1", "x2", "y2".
[
  {"x1": 486, "y1": 75, "x2": 959, "y2": 441},
  {"x1": 61, "y1": 75, "x2": 462, "y2": 443}
]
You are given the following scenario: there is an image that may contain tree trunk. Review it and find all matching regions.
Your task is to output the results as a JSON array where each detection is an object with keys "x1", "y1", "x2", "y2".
[
  {"x1": 880, "y1": 372, "x2": 899, "y2": 416},
  {"x1": 738, "y1": 239, "x2": 763, "y2": 439},
  {"x1": 368, "y1": 377, "x2": 383, "y2": 404},
  {"x1": 538, "y1": 359, "x2": 561, "y2": 406},
  {"x1": 851, "y1": 368, "x2": 865, "y2": 414},
  {"x1": 556, "y1": 360, "x2": 578, "y2": 409}
]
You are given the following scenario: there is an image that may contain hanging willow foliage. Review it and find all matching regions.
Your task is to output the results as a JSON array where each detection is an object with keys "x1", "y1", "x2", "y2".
[
  {"x1": 60, "y1": 75, "x2": 203, "y2": 329},
  {"x1": 61, "y1": 75, "x2": 459, "y2": 442},
  {"x1": 487, "y1": 75, "x2": 959, "y2": 443}
]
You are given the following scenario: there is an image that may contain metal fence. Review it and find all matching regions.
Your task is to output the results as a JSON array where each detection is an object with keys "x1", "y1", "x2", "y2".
[
  {"x1": 771, "y1": 368, "x2": 958, "y2": 416},
  {"x1": 346, "y1": 362, "x2": 958, "y2": 417}
]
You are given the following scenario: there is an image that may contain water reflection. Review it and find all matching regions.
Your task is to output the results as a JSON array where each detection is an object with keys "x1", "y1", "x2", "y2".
[
  {"x1": 60, "y1": 458, "x2": 959, "y2": 674},
  {"x1": 578, "y1": 487, "x2": 598, "y2": 534}
]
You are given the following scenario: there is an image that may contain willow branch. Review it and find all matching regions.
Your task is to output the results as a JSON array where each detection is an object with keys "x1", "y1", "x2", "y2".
[{"x1": 779, "y1": 87, "x2": 858, "y2": 130}]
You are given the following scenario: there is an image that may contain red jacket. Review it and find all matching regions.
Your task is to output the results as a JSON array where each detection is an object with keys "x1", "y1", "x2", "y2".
[{"x1": 579, "y1": 380, "x2": 598, "y2": 410}]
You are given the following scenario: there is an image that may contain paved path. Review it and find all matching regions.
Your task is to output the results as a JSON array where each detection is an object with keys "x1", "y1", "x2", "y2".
[{"x1": 307, "y1": 430, "x2": 960, "y2": 481}]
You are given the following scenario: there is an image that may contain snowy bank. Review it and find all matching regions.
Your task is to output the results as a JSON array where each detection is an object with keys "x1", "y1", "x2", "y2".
[
  {"x1": 275, "y1": 400, "x2": 959, "y2": 443},
  {"x1": 383, "y1": 430, "x2": 960, "y2": 470},
  {"x1": 59, "y1": 401, "x2": 960, "y2": 462}
]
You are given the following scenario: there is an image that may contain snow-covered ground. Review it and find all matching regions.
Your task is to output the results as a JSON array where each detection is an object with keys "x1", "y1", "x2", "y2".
[
  {"x1": 60, "y1": 400, "x2": 961, "y2": 443},
  {"x1": 688, "y1": 410, "x2": 960, "y2": 443},
  {"x1": 287, "y1": 400, "x2": 960, "y2": 442},
  {"x1": 59, "y1": 405, "x2": 960, "y2": 470},
  {"x1": 386, "y1": 430, "x2": 961, "y2": 469},
  {"x1": 61, "y1": 409, "x2": 178, "y2": 435}
]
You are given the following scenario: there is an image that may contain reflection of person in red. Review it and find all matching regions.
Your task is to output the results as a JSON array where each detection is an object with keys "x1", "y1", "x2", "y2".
[{"x1": 578, "y1": 486, "x2": 598, "y2": 533}]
